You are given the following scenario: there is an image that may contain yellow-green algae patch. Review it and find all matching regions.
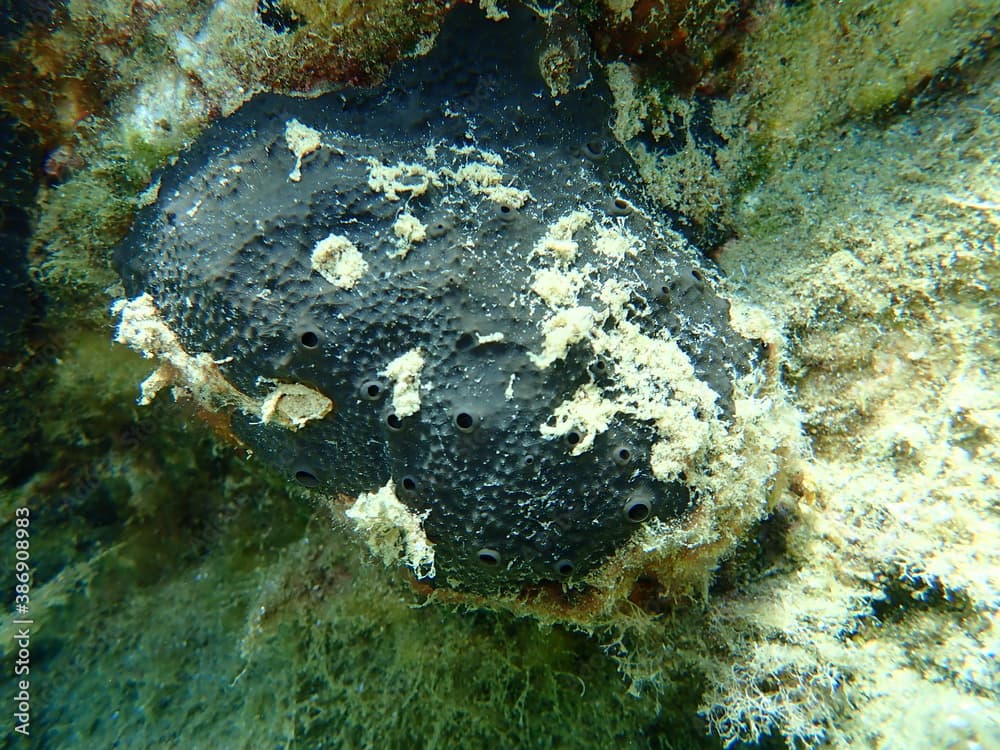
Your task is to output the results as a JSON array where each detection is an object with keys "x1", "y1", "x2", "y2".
[
  {"x1": 680, "y1": 49, "x2": 1000, "y2": 750},
  {"x1": 735, "y1": 0, "x2": 999, "y2": 153},
  {"x1": 604, "y1": 1, "x2": 998, "y2": 236}
]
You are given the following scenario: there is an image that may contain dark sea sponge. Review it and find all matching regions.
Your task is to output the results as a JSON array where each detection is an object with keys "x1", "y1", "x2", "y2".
[{"x1": 114, "y1": 6, "x2": 767, "y2": 592}]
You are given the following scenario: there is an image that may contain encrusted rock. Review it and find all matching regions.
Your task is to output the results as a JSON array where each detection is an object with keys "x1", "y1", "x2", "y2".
[{"x1": 114, "y1": 6, "x2": 788, "y2": 596}]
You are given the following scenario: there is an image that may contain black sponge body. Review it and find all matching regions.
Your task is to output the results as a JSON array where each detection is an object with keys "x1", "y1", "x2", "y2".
[{"x1": 116, "y1": 6, "x2": 761, "y2": 590}]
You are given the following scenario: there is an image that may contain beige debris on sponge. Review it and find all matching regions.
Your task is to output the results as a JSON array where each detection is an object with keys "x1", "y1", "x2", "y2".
[
  {"x1": 380, "y1": 348, "x2": 425, "y2": 418},
  {"x1": 448, "y1": 162, "x2": 531, "y2": 208},
  {"x1": 112, "y1": 295, "x2": 332, "y2": 433},
  {"x1": 540, "y1": 383, "x2": 618, "y2": 454},
  {"x1": 284, "y1": 119, "x2": 323, "y2": 182},
  {"x1": 367, "y1": 159, "x2": 438, "y2": 201},
  {"x1": 311, "y1": 233, "x2": 368, "y2": 289},
  {"x1": 592, "y1": 222, "x2": 643, "y2": 260},
  {"x1": 534, "y1": 209, "x2": 592, "y2": 262},
  {"x1": 390, "y1": 212, "x2": 427, "y2": 259},
  {"x1": 345, "y1": 480, "x2": 436, "y2": 579},
  {"x1": 112, "y1": 293, "x2": 253, "y2": 412},
  {"x1": 530, "y1": 267, "x2": 586, "y2": 308},
  {"x1": 528, "y1": 306, "x2": 600, "y2": 369},
  {"x1": 260, "y1": 383, "x2": 333, "y2": 430}
]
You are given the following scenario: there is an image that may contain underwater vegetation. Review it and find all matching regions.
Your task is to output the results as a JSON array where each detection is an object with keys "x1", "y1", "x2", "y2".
[{"x1": 1, "y1": 1, "x2": 998, "y2": 748}]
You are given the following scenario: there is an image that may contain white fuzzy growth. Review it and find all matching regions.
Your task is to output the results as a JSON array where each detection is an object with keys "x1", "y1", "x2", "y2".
[
  {"x1": 112, "y1": 294, "x2": 251, "y2": 411},
  {"x1": 390, "y1": 213, "x2": 427, "y2": 259},
  {"x1": 113, "y1": 295, "x2": 332, "y2": 432},
  {"x1": 529, "y1": 306, "x2": 599, "y2": 369},
  {"x1": 367, "y1": 149, "x2": 530, "y2": 208},
  {"x1": 596, "y1": 317, "x2": 719, "y2": 475},
  {"x1": 447, "y1": 162, "x2": 531, "y2": 208},
  {"x1": 534, "y1": 209, "x2": 592, "y2": 263},
  {"x1": 346, "y1": 481, "x2": 436, "y2": 579},
  {"x1": 530, "y1": 267, "x2": 585, "y2": 308},
  {"x1": 311, "y1": 234, "x2": 368, "y2": 289},
  {"x1": 367, "y1": 159, "x2": 437, "y2": 201},
  {"x1": 284, "y1": 119, "x2": 323, "y2": 182},
  {"x1": 592, "y1": 222, "x2": 643, "y2": 260},
  {"x1": 540, "y1": 383, "x2": 618, "y2": 454},
  {"x1": 381, "y1": 348, "x2": 425, "y2": 418}
]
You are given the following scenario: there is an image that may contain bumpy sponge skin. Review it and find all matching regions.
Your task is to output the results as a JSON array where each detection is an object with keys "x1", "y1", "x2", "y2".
[{"x1": 115, "y1": 6, "x2": 763, "y2": 592}]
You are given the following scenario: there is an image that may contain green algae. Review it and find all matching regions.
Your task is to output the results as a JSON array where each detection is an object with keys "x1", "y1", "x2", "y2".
[
  {"x1": 735, "y1": 0, "x2": 999, "y2": 153},
  {"x1": 14, "y1": 475, "x2": 705, "y2": 749},
  {"x1": 606, "y1": 0, "x2": 999, "y2": 244}
]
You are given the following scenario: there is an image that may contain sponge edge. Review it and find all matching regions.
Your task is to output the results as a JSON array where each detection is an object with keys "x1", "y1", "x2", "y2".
[
  {"x1": 345, "y1": 480, "x2": 436, "y2": 580},
  {"x1": 428, "y1": 300, "x2": 802, "y2": 623},
  {"x1": 112, "y1": 293, "x2": 334, "y2": 432}
]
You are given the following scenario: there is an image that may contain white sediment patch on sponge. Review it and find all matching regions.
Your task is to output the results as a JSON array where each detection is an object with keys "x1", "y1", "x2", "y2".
[
  {"x1": 530, "y1": 267, "x2": 587, "y2": 308},
  {"x1": 529, "y1": 306, "x2": 600, "y2": 369},
  {"x1": 598, "y1": 277, "x2": 632, "y2": 309},
  {"x1": 380, "y1": 348, "x2": 425, "y2": 418},
  {"x1": 367, "y1": 147, "x2": 531, "y2": 208},
  {"x1": 112, "y1": 293, "x2": 253, "y2": 410},
  {"x1": 540, "y1": 383, "x2": 617, "y2": 454},
  {"x1": 346, "y1": 480, "x2": 436, "y2": 579},
  {"x1": 600, "y1": 317, "x2": 719, "y2": 479},
  {"x1": 446, "y1": 162, "x2": 531, "y2": 208},
  {"x1": 260, "y1": 383, "x2": 333, "y2": 430},
  {"x1": 525, "y1": 206, "x2": 724, "y2": 480},
  {"x1": 592, "y1": 221, "x2": 643, "y2": 260},
  {"x1": 112, "y1": 295, "x2": 332, "y2": 431},
  {"x1": 311, "y1": 233, "x2": 368, "y2": 289},
  {"x1": 284, "y1": 119, "x2": 323, "y2": 182},
  {"x1": 534, "y1": 209, "x2": 592, "y2": 262},
  {"x1": 536, "y1": 308, "x2": 721, "y2": 470},
  {"x1": 448, "y1": 144, "x2": 504, "y2": 165},
  {"x1": 390, "y1": 212, "x2": 427, "y2": 259},
  {"x1": 366, "y1": 159, "x2": 438, "y2": 200}
]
